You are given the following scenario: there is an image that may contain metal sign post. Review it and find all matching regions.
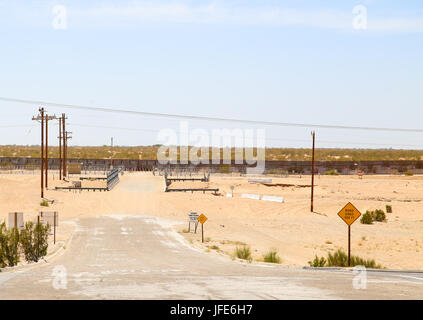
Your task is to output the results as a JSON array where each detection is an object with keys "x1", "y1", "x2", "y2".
[
  {"x1": 54, "y1": 212, "x2": 57, "y2": 244},
  {"x1": 197, "y1": 214, "x2": 208, "y2": 243},
  {"x1": 8, "y1": 212, "x2": 24, "y2": 230},
  {"x1": 39, "y1": 211, "x2": 59, "y2": 244},
  {"x1": 337, "y1": 202, "x2": 361, "y2": 267}
]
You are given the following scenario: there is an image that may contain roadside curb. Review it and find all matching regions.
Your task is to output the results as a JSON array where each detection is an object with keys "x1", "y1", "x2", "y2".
[{"x1": 303, "y1": 266, "x2": 423, "y2": 274}]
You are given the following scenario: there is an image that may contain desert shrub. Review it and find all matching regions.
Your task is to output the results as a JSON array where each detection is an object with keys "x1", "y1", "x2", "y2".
[
  {"x1": 0, "y1": 227, "x2": 20, "y2": 267},
  {"x1": 327, "y1": 249, "x2": 348, "y2": 267},
  {"x1": 313, "y1": 249, "x2": 383, "y2": 269},
  {"x1": 405, "y1": 171, "x2": 413, "y2": 176},
  {"x1": 361, "y1": 209, "x2": 386, "y2": 224},
  {"x1": 373, "y1": 209, "x2": 386, "y2": 222},
  {"x1": 308, "y1": 255, "x2": 327, "y2": 267},
  {"x1": 0, "y1": 223, "x2": 7, "y2": 268},
  {"x1": 324, "y1": 169, "x2": 339, "y2": 175},
  {"x1": 350, "y1": 256, "x2": 382, "y2": 269},
  {"x1": 234, "y1": 245, "x2": 252, "y2": 262},
  {"x1": 360, "y1": 211, "x2": 374, "y2": 224},
  {"x1": 20, "y1": 221, "x2": 50, "y2": 263},
  {"x1": 386, "y1": 205, "x2": 392, "y2": 213},
  {"x1": 40, "y1": 200, "x2": 49, "y2": 207},
  {"x1": 263, "y1": 250, "x2": 281, "y2": 264}
]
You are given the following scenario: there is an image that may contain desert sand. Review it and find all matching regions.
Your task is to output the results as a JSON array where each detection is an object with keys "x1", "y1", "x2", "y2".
[{"x1": 1, "y1": 171, "x2": 423, "y2": 270}]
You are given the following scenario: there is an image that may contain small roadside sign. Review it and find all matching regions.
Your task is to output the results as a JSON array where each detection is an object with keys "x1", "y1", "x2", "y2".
[
  {"x1": 338, "y1": 202, "x2": 361, "y2": 226},
  {"x1": 337, "y1": 202, "x2": 361, "y2": 267},
  {"x1": 8, "y1": 212, "x2": 24, "y2": 230},
  {"x1": 188, "y1": 212, "x2": 199, "y2": 233},
  {"x1": 197, "y1": 214, "x2": 208, "y2": 243},
  {"x1": 197, "y1": 214, "x2": 208, "y2": 225},
  {"x1": 189, "y1": 212, "x2": 199, "y2": 222}
]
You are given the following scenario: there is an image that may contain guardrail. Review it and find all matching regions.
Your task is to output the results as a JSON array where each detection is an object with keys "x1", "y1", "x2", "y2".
[
  {"x1": 107, "y1": 168, "x2": 120, "y2": 191},
  {"x1": 166, "y1": 188, "x2": 219, "y2": 195},
  {"x1": 55, "y1": 168, "x2": 120, "y2": 192}
]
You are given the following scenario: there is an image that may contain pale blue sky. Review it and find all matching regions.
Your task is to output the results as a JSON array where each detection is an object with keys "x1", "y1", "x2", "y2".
[{"x1": 0, "y1": 0, "x2": 422, "y2": 148}]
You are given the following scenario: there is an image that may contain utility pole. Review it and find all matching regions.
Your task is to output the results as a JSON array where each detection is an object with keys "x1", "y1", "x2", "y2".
[
  {"x1": 58, "y1": 117, "x2": 62, "y2": 180},
  {"x1": 64, "y1": 131, "x2": 72, "y2": 178},
  {"x1": 62, "y1": 114, "x2": 67, "y2": 179},
  {"x1": 44, "y1": 114, "x2": 57, "y2": 189},
  {"x1": 32, "y1": 108, "x2": 45, "y2": 198},
  {"x1": 311, "y1": 131, "x2": 316, "y2": 212},
  {"x1": 111, "y1": 137, "x2": 114, "y2": 169}
]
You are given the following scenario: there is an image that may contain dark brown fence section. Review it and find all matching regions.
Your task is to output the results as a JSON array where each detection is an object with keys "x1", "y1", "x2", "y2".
[{"x1": 1, "y1": 157, "x2": 423, "y2": 175}]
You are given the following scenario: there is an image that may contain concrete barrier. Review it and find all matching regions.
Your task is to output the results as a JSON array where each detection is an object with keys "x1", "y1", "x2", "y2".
[
  {"x1": 248, "y1": 178, "x2": 272, "y2": 184},
  {"x1": 241, "y1": 193, "x2": 261, "y2": 200},
  {"x1": 261, "y1": 195, "x2": 284, "y2": 203}
]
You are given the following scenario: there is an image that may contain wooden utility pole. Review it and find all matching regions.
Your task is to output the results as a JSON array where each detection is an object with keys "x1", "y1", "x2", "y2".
[
  {"x1": 62, "y1": 114, "x2": 67, "y2": 179},
  {"x1": 32, "y1": 108, "x2": 45, "y2": 198},
  {"x1": 311, "y1": 131, "x2": 315, "y2": 212},
  {"x1": 111, "y1": 137, "x2": 114, "y2": 169},
  {"x1": 64, "y1": 131, "x2": 72, "y2": 178},
  {"x1": 58, "y1": 117, "x2": 62, "y2": 180},
  {"x1": 44, "y1": 114, "x2": 57, "y2": 188}
]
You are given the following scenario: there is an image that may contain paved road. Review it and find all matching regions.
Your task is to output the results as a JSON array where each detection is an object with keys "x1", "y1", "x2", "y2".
[{"x1": 0, "y1": 215, "x2": 422, "y2": 299}]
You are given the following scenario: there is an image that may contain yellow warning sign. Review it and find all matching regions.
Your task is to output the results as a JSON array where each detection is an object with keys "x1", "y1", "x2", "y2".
[
  {"x1": 337, "y1": 202, "x2": 361, "y2": 226},
  {"x1": 197, "y1": 214, "x2": 208, "y2": 225}
]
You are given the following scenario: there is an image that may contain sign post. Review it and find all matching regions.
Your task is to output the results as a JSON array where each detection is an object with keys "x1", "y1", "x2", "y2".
[
  {"x1": 39, "y1": 211, "x2": 59, "y2": 245},
  {"x1": 197, "y1": 214, "x2": 208, "y2": 243},
  {"x1": 337, "y1": 202, "x2": 361, "y2": 267},
  {"x1": 188, "y1": 212, "x2": 199, "y2": 233}
]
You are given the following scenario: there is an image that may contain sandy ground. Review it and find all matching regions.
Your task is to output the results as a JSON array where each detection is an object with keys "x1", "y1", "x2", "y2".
[{"x1": 1, "y1": 171, "x2": 423, "y2": 270}]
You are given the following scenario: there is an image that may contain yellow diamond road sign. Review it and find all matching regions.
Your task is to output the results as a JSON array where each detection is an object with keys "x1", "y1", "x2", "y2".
[
  {"x1": 197, "y1": 214, "x2": 208, "y2": 225},
  {"x1": 338, "y1": 202, "x2": 361, "y2": 226}
]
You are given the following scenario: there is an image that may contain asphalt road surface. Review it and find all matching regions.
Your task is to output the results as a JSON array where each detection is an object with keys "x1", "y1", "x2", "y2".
[{"x1": 0, "y1": 215, "x2": 422, "y2": 300}]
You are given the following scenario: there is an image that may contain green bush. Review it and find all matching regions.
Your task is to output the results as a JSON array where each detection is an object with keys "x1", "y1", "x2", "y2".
[
  {"x1": 263, "y1": 250, "x2": 281, "y2": 264},
  {"x1": 360, "y1": 209, "x2": 386, "y2": 224},
  {"x1": 327, "y1": 249, "x2": 348, "y2": 267},
  {"x1": 20, "y1": 221, "x2": 50, "y2": 263},
  {"x1": 234, "y1": 245, "x2": 252, "y2": 262},
  {"x1": 40, "y1": 200, "x2": 49, "y2": 207},
  {"x1": 0, "y1": 223, "x2": 7, "y2": 268},
  {"x1": 373, "y1": 209, "x2": 386, "y2": 222},
  {"x1": 386, "y1": 205, "x2": 392, "y2": 213},
  {"x1": 324, "y1": 169, "x2": 339, "y2": 175},
  {"x1": 310, "y1": 249, "x2": 382, "y2": 269},
  {"x1": 360, "y1": 211, "x2": 374, "y2": 224},
  {"x1": 350, "y1": 256, "x2": 382, "y2": 269},
  {"x1": 308, "y1": 255, "x2": 327, "y2": 267},
  {"x1": 0, "y1": 226, "x2": 20, "y2": 267},
  {"x1": 405, "y1": 171, "x2": 414, "y2": 176}
]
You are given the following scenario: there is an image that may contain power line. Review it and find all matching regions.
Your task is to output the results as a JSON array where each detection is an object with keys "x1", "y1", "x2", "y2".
[
  {"x1": 1, "y1": 96, "x2": 423, "y2": 133},
  {"x1": 0, "y1": 124, "x2": 35, "y2": 128},
  {"x1": 69, "y1": 123, "x2": 423, "y2": 148}
]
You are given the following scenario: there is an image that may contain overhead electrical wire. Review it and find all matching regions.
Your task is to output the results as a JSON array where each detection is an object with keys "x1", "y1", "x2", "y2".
[
  {"x1": 1, "y1": 96, "x2": 423, "y2": 133},
  {"x1": 69, "y1": 123, "x2": 423, "y2": 148}
]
